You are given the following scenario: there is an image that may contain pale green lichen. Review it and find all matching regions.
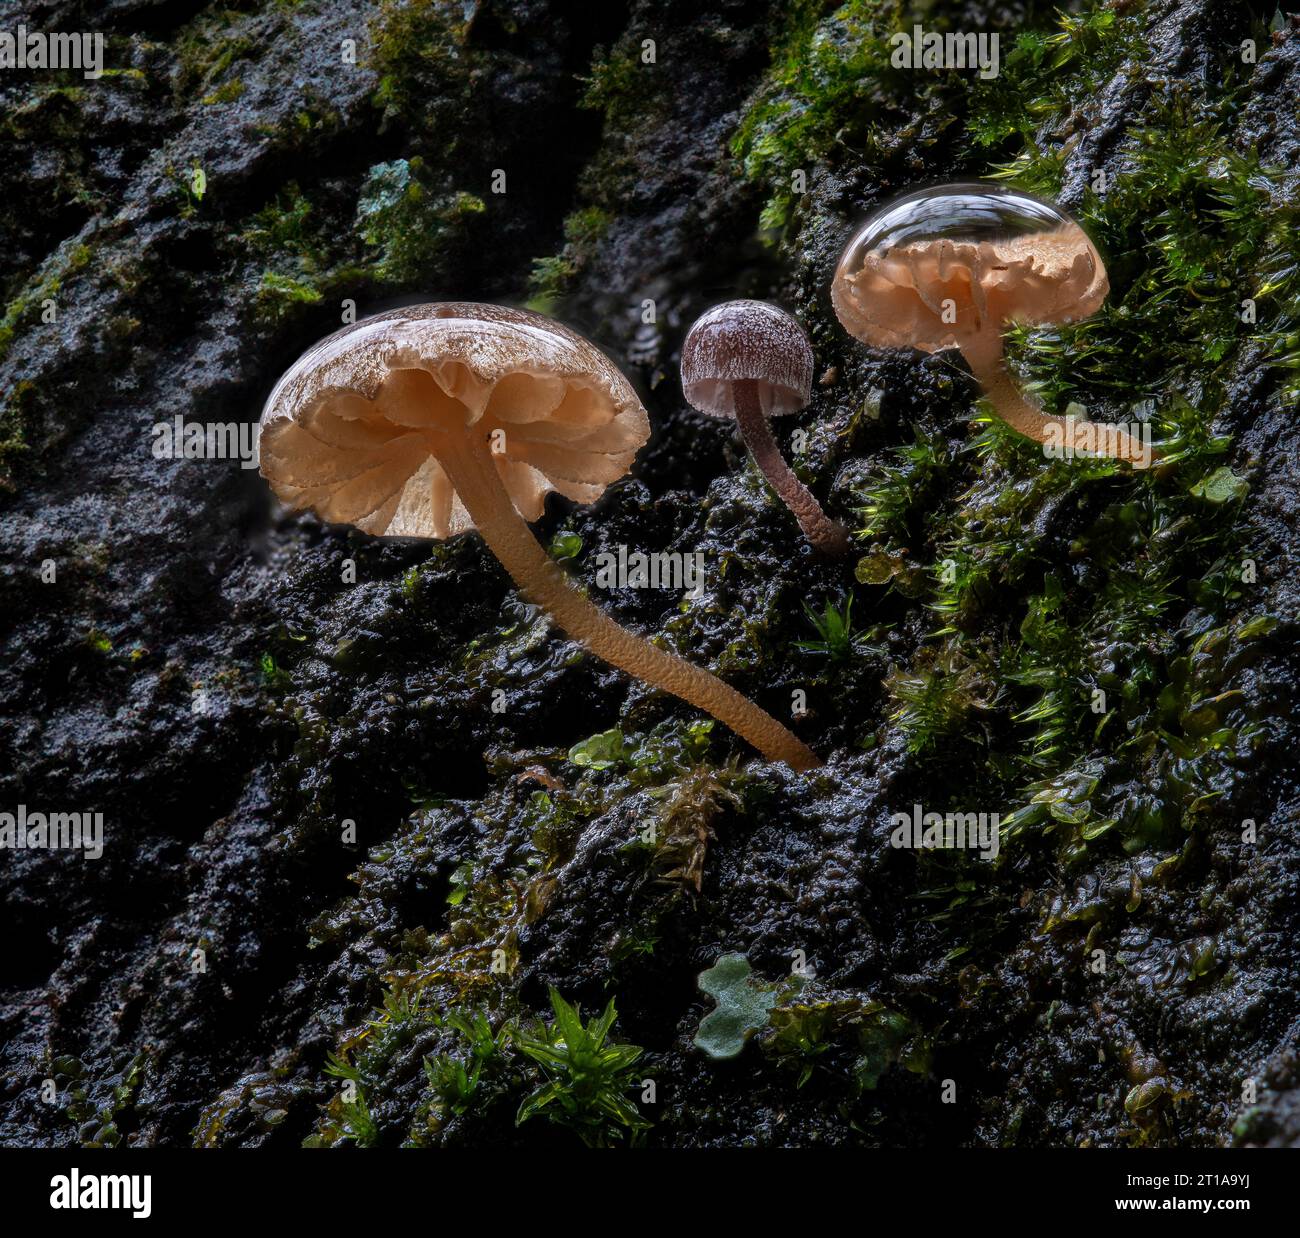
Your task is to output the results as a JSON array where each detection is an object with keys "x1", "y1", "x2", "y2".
[{"x1": 694, "y1": 953, "x2": 781, "y2": 1060}]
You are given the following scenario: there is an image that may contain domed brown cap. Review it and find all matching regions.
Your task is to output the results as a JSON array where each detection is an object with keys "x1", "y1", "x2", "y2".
[
  {"x1": 831, "y1": 184, "x2": 1108, "y2": 353},
  {"x1": 259, "y1": 303, "x2": 650, "y2": 537},
  {"x1": 680, "y1": 299, "x2": 814, "y2": 418}
]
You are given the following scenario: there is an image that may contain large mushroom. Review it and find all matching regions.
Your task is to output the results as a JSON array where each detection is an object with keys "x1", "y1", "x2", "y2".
[
  {"x1": 832, "y1": 183, "x2": 1153, "y2": 467},
  {"x1": 259, "y1": 302, "x2": 819, "y2": 771},
  {"x1": 681, "y1": 300, "x2": 850, "y2": 556}
]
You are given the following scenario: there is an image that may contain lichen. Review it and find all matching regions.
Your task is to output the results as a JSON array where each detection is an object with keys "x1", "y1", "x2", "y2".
[{"x1": 694, "y1": 953, "x2": 784, "y2": 1060}]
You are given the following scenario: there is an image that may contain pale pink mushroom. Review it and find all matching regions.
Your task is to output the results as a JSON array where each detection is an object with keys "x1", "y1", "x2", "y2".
[{"x1": 832, "y1": 184, "x2": 1154, "y2": 468}]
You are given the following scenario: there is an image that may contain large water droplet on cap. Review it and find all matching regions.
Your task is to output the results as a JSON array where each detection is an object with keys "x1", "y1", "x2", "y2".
[
  {"x1": 839, "y1": 183, "x2": 1080, "y2": 267},
  {"x1": 832, "y1": 182, "x2": 1107, "y2": 351}
]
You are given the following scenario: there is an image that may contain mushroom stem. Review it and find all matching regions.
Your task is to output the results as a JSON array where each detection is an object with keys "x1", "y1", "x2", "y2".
[
  {"x1": 434, "y1": 430, "x2": 821, "y2": 772},
  {"x1": 731, "y1": 379, "x2": 851, "y2": 555},
  {"x1": 961, "y1": 336, "x2": 1155, "y2": 469}
]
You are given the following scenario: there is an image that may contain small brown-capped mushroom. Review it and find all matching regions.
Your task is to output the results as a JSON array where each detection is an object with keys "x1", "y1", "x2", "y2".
[
  {"x1": 681, "y1": 300, "x2": 850, "y2": 555},
  {"x1": 260, "y1": 302, "x2": 819, "y2": 771},
  {"x1": 832, "y1": 183, "x2": 1154, "y2": 468}
]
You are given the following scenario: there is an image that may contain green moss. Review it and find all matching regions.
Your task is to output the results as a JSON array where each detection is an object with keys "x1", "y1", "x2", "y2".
[
  {"x1": 235, "y1": 183, "x2": 374, "y2": 322},
  {"x1": 201, "y1": 77, "x2": 245, "y2": 105},
  {"x1": 793, "y1": 592, "x2": 877, "y2": 659},
  {"x1": 965, "y1": 7, "x2": 1145, "y2": 159},
  {"x1": 370, "y1": 0, "x2": 475, "y2": 129},
  {"x1": 0, "y1": 83, "x2": 88, "y2": 144},
  {"x1": 1002, "y1": 109, "x2": 1294, "y2": 415},
  {"x1": 59, "y1": 1050, "x2": 150, "y2": 1148},
  {"x1": 0, "y1": 242, "x2": 93, "y2": 488},
  {"x1": 766, "y1": 996, "x2": 924, "y2": 1091},
  {"x1": 314, "y1": 982, "x2": 648, "y2": 1147},
  {"x1": 648, "y1": 762, "x2": 744, "y2": 891},
  {"x1": 887, "y1": 647, "x2": 995, "y2": 756},
  {"x1": 242, "y1": 186, "x2": 316, "y2": 256},
  {"x1": 769, "y1": 0, "x2": 1296, "y2": 912},
  {"x1": 0, "y1": 380, "x2": 37, "y2": 491},
  {"x1": 258, "y1": 652, "x2": 293, "y2": 691},
  {"x1": 579, "y1": 43, "x2": 657, "y2": 125},
  {"x1": 0, "y1": 239, "x2": 92, "y2": 363},
  {"x1": 853, "y1": 430, "x2": 952, "y2": 550},
  {"x1": 254, "y1": 271, "x2": 324, "y2": 324},
  {"x1": 515, "y1": 989, "x2": 650, "y2": 1147},
  {"x1": 527, "y1": 207, "x2": 612, "y2": 309},
  {"x1": 174, "y1": 16, "x2": 256, "y2": 100},
  {"x1": 422, "y1": 1007, "x2": 517, "y2": 1128},
  {"x1": 565, "y1": 719, "x2": 717, "y2": 784},
  {"x1": 730, "y1": 0, "x2": 914, "y2": 234},
  {"x1": 354, "y1": 158, "x2": 486, "y2": 284}
]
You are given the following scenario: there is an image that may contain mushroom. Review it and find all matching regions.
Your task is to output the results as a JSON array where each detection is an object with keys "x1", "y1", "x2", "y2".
[
  {"x1": 831, "y1": 183, "x2": 1153, "y2": 468},
  {"x1": 259, "y1": 302, "x2": 819, "y2": 771},
  {"x1": 681, "y1": 300, "x2": 851, "y2": 555}
]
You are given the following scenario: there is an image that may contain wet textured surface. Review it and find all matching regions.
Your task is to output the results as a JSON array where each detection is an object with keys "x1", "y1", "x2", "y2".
[
  {"x1": 839, "y1": 182, "x2": 1082, "y2": 258},
  {"x1": 1, "y1": 0, "x2": 1299, "y2": 1148}
]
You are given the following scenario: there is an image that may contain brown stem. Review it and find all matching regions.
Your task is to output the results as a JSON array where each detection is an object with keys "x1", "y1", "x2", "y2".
[
  {"x1": 732, "y1": 379, "x2": 851, "y2": 555},
  {"x1": 434, "y1": 430, "x2": 820, "y2": 771},
  {"x1": 961, "y1": 335, "x2": 1156, "y2": 469}
]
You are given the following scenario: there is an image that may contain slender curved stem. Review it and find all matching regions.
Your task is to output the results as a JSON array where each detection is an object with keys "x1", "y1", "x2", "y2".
[
  {"x1": 435, "y1": 431, "x2": 820, "y2": 771},
  {"x1": 961, "y1": 335, "x2": 1156, "y2": 469},
  {"x1": 732, "y1": 379, "x2": 851, "y2": 555}
]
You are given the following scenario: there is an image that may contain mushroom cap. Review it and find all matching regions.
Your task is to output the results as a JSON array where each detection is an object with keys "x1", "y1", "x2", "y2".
[
  {"x1": 831, "y1": 183, "x2": 1108, "y2": 353},
  {"x1": 259, "y1": 302, "x2": 650, "y2": 538},
  {"x1": 680, "y1": 299, "x2": 814, "y2": 418}
]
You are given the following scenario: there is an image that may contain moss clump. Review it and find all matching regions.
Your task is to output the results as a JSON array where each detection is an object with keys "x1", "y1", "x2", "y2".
[
  {"x1": 729, "y1": 0, "x2": 1299, "y2": 1000},
  {"x1": 514, "y1": 989, "x2": 650, "y2": 1147},
  {"x1": 648, "y1": 761, "x2": 743, "y2": 892},
  {"x1": 175, "y1": 27, "x2": 256, "y2": 100},
  {"x1": 58, "y1": 1050, "x2": 150, "y2": 1148},
  {"x1": 886, "y1": 646, "x2": 996, "y2": 757},
  {"x1": 354, "y1": 158, "x2": 486, "y2": 285},
  {"x1": 313, "y1": 986, "x2": 648, "y2": 1148},
  {"x1": 730, "y1": 0, "x2": 934, "y2": 234},
  {"x1": 236, "y1": 184, "x2": 372, "y2": 327},
  {"x1": 0, "y1": 238, "x2": 92, "y2": 363},
  {"x1": 999, "y1": 95, "x2": 1298, "y2": 417},
  {"x1": 767, "y1": 995, "x2": 926, "y2": 1092},
  {"x1": 0, "y1": 83, "x2": 88, "y2": 145},
  {"x1": 369, "y1": 0, "x2": 475, "y2": 133},
  {"x1": 172, "y1": 1, "x2": 265, "y2": 102},
  {"x1": 793, "y1": 592, "x2": 877, "y2": 660},
  {"x1": 201, "y1": 78, "x2": 245, "y2": 106},
  {"x1": 965, "y1": 6, "x2": 1146, "y2": 165},
  {"x1": 0, "y1": 379, "x2": 37, "y2": 491},
  {"x1": 255, "y1": 271, "x2": 324, "y2": 324},
  {"x1": 579, "y1": 41, "x2": 665, "y2": 127},
  {"x1": 242, "y1": 184, "x2": 318, "y2": 257},
  {"x1": 527, "y1": 206, "x2": 612, "y2": 311}
]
